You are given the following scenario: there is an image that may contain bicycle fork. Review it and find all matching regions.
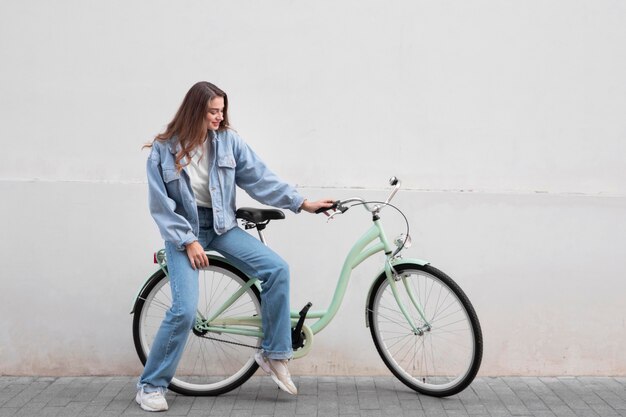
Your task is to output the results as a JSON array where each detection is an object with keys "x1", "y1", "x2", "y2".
[{"x1": 384, "y1": 260, "x2": 432, "y2": 336}]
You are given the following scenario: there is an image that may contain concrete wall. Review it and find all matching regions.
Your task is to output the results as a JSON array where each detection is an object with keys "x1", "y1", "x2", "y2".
[{"x1": 1, "y1": 1, "x2": 624, "y2": 376}]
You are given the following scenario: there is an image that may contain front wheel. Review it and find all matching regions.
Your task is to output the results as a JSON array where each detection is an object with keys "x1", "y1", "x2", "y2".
[
  {"x1": 367, "y1": 263, "x2": 482, "y2": 397},
  {"x1": 132, "y1": 258, "x2": 262, "y2": 396}
]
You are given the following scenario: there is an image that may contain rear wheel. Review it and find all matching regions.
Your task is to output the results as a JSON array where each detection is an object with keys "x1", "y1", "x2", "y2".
[
  {"x1": 368, "y1": 263, "x2": 482, "y2": 397},
  {"x1": 133, "y1": 258, "x2": 262, "y2": 396}
]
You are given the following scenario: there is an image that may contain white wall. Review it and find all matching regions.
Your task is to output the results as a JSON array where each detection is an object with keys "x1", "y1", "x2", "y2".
[{"x1": 1, "y1": 0, "x2": 625, "y2": 376}]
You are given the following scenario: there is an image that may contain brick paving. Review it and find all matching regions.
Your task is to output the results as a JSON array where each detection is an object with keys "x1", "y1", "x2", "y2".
[{"x1": 0, "y1": 376, "x2": 624, "y2": 417}]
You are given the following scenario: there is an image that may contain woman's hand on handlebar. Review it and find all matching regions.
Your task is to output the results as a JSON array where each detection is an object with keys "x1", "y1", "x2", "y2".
[
  {"x1": 300, "y1": 199, "x2": 337, "y2": 215},
  {"x1": 185, "y1": 241, "x2": 209, "y2": 270}
]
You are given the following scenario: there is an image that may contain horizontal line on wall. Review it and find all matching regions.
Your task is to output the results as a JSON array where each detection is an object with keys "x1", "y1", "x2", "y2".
[
  {"x1": 1, "y1": 178, "x2": 624, "y2": 198},
  {"x1": 297, "y1": 185, "x2": 626, "y2": 198}
]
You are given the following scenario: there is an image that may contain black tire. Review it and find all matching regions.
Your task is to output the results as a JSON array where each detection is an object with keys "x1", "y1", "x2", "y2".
[
  {"x1": 132, "y1": 258, "x2": 262, "y2": 396},
  {"x1": 367, "y1": 263, "x2": 482, "y2": 397}
]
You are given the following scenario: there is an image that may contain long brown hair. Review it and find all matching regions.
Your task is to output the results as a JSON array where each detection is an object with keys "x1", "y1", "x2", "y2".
[{"x1": 145, "y1": 81, "x2": 230, "y2": 171}]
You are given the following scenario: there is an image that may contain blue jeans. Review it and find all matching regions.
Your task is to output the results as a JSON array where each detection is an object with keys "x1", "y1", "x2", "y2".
[{"x1": 138, "y1": 207, "x2": 292, "y2": 391}]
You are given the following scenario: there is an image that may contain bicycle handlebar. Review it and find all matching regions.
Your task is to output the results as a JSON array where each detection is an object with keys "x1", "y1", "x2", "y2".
[
  {"x1": 315, "y1": 176, "x2": 402, "y2": 215},
  {"x1": 314, "y1": 200, "x2": 340, "y2": 214}
]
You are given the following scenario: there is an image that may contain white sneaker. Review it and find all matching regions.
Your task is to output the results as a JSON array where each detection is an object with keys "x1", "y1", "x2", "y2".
[
  {"x1": 135, "y1": 387, "x2": 168, "y2": 412},
  {"x1": 255, "y1": 351, "x2": 271, "y2": 374},
  {"x1": 255, "y1": 351, "x2": 298, "y2": 395}
]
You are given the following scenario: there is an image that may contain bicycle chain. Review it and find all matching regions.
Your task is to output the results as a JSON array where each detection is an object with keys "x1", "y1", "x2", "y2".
[
  {"x1": 197, "y1": 334, "x2": 261, "y2": 350},
  {"x1": 197, "y1": 332, "x2": 306, "y2": 351}
]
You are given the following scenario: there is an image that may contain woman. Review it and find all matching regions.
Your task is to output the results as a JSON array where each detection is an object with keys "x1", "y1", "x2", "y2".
[{"x1": 136, "y1": 81, "x2": 334, "y2": 412}]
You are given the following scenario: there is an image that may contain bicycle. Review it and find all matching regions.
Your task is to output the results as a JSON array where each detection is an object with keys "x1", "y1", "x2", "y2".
[{"x1": 131, "y1": 177, "x2": 483, "y2": 397}]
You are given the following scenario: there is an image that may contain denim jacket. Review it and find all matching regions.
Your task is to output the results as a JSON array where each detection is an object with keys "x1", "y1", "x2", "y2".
[{"x1": 147, "y1": 129, "x2": 305, "y2": 251}]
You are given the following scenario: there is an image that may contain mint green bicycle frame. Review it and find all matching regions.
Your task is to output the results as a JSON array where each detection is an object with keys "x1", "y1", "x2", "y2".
[
  {"x1": 157, "y1": 211, "x2": 430, "y2": 358},
  {"x1": 151, "y1": 213, "x2": 430, "y2": 359}
]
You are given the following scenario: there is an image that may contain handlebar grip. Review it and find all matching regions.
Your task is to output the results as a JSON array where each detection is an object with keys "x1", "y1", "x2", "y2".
[{"x1": 315, "y1": 200, "x2": 340, "y2": 214}]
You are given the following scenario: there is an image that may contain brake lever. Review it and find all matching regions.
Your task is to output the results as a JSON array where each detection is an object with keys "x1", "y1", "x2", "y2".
[
  {"x1": 327, "y1": 211, "x2": 343, "y2": 222},
  {"x1": 326, "y1": 204, "x2": 349, "y2": 222}
]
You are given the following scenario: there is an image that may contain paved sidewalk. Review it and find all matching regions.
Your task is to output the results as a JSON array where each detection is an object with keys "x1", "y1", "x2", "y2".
[{"x1": 0, "y1": 376, "x2": 624, "y2": 417}]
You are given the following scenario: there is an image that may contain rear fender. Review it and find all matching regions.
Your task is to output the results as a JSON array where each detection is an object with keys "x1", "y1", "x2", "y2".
[{"x1": 130, "y1": 252, "x2": 248, "y2": 314}]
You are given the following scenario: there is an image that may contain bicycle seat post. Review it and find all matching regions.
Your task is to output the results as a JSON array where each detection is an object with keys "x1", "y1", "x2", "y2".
[{"x1": 256, "y1": 227, "x2": 268, "y2": 246}]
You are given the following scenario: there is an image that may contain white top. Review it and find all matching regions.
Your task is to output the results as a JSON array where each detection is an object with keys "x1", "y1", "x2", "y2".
[{"x1": 187, "y1": 139, "x2": 212, "y2": 208}]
